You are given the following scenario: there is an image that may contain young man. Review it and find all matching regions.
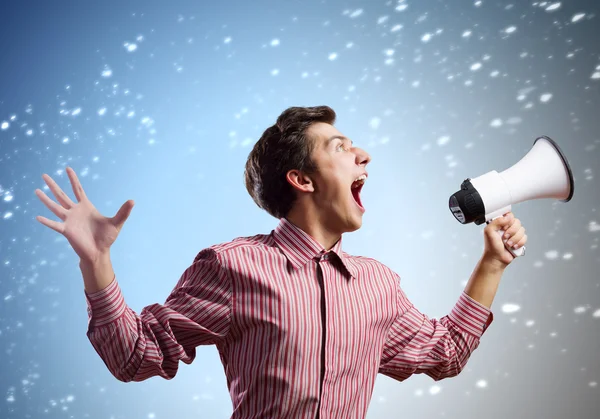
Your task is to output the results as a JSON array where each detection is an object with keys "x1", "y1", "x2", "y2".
[{"x1": 35, "y1": 105, "x2": 527, "y2": 419}]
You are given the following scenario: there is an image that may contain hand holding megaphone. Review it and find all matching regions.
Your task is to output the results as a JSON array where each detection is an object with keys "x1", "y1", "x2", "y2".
[
  {"x1": 449, "y1": 136, "x2": 575, "y2": 259},
  {"x1": 482, "y1": 211, "x2": 527, "y2": 267}
]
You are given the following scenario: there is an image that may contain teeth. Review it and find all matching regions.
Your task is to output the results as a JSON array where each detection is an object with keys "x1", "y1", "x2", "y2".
[{"x1": 352, "y1": 174, "x2": 367, "y2": 188}]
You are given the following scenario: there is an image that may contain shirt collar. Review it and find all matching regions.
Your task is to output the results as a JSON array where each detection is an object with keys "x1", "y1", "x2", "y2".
[{"x1": 272, "y1": 217, "x2": 358, "y2": 280}]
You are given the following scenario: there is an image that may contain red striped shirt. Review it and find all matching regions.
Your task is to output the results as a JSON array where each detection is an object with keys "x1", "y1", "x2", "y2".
[{"x1": 85, "y1": 217, "x2": 493, "y2": 419}]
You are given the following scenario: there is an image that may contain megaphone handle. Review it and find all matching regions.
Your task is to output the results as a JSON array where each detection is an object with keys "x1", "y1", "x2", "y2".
[{"x1": 486, "y1": 217, "x2": 526, "y2": 257}]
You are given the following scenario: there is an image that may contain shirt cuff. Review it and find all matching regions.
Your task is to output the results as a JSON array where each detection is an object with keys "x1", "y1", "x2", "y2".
[
  {"x1": 84, "y1": 274, "x2": 127, "y2": 328},
  {"x1": 448, "y1": 291, "x2": 494, "y2": 339}
]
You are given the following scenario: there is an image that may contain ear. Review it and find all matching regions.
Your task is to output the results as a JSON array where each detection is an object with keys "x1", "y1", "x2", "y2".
[{"x1": 286, "y1": 169, "x2": 315, "y2": 193}]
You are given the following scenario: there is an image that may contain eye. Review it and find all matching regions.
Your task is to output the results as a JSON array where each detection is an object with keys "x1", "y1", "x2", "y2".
[{"x1": 337, "y1": 142, "x2": 348, "y2": 152}]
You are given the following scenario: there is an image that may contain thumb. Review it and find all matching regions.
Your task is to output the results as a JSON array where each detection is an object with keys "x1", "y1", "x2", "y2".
[{"x1": 111, "y1": 200, "x2": 135, "y2": 229}]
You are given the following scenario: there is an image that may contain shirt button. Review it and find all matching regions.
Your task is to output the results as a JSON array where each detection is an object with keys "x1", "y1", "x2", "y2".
[{"x1": 322, "y1": 254, "x2": 329, "y2": 260}]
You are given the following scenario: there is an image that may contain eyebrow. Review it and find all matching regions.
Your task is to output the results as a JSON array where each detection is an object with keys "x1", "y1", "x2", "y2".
[{"x1": 326, "y1": 135, "x2": 353, "y2": 147}]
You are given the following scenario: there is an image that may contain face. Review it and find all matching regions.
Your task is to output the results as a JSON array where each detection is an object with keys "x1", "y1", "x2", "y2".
[{"x1": 288, "y1": 122, "x2": 371, "y2": 233}]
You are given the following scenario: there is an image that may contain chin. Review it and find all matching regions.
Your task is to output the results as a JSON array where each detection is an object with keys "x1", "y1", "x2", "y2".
[{"x1": 344, "y1": 215, "x2": 363, "y2": 233}]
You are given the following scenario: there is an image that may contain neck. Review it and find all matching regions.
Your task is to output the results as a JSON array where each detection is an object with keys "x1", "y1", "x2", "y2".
[{"x1": 286, "y1": 204, "x2": 341, "y2": 251}]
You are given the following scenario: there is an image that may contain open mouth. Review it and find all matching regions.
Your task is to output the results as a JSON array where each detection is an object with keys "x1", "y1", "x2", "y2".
[{"x1": 351, "y1": 180, "x2": 365, "y2": 212}]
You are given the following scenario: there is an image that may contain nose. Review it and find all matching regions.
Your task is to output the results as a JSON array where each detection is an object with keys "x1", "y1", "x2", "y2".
[{"x1": 354, "y1": 146, "x2": 371, "y2": 167}]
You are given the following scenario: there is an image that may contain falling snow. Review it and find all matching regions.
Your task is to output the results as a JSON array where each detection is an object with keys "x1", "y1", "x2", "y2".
[{"x1": 502, "y1": 303, "x2": 521, "y2": 314}]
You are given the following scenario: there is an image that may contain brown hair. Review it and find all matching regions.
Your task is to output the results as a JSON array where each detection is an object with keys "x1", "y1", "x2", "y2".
[{"x1": 244, "y1": 105, "x2": 337, "y2": 219}]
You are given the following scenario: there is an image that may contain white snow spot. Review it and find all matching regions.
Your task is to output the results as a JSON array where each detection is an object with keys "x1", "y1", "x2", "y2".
[
  {"x1": 545, "y1": 2, "x2": 561, "y2": 12},
  {"x1": 540, "y1": 93, "x2": 553, "y2": 103},
  {"x1": 470, "y1": 62, "x2": 482, "y2": 71},
  {"x1": 224, "y1": 37, "x2": 232, "y2": 44},
  {"x1": 525, "y1": 320, "x2": 535, "y2": 327},
  {"x1": 270, "y1": 39, "x2": 280, "y2": 47},
  {"x1": 475, "y1": 380, "x2": 487, "y2": 389},
  {"x1": 349, "y1": 9, "x2": 363, "y2": 18},
  {"x1": 391, "y1": 24, "x2": 403, "y2": 32},
  {"x1": 490, "y1": 70, "x2": 500, "y2": 77},
  {"x1": 384, "y1": 49, "x2": 394, "y2": 57},
  {"x1": 1, "y1": 121, "x2": 8, "y2": 130},
  {"x1": 328, "y1": 53, "x2": 338, "y2": 61},
  {"x1": 72, "y1": 108, "x2": 81, "y2": 116},
  {"x1": 377, "y1": 16, "x2": 389, "y2": 25},
  {"x1": 589, "y1": 221, "x2": 600, "y2": 232},
  {"x1": 421, "y1": 33, "x2": 433, "y2": 43},
  {"x1": 101, "y1": 67, "x2": 112, "y2": 78},
  {"x1": 437, "y1": 135, "x2": 451, "y2": 146},
  {"x1": 429, "y1": 385, "x2": 442, "y2": 395},
  {"x1": 571, "y1": 13, "x2": 586, "y2": 23},
  {"x1": 545, "y1": 250, "x2": 559, "y2": 260},
  {"x1": 271, "y1": 69, "x2": 279, "y2": 76},
  {"x1": 591, "y1": 72, "x2": 600, "y2": 80},
  {"x1": 396, "y1": 4, "x2": 408, "y2": 12},
  {"x1": 574, "y1": 306, "x2": 587, "y2": 314},
  {"x1": 504, "y1": 26, "x2": 517, "y2": 34},
  {"x1": 563, "y1": 252, "x2": 573, "y2": 260},
  {"x1": 98, "y1": 108, "x2": 106, "y2": 116},
  {"x1": 592, "y1": 309, "x2": 600, "y2": 318},
  {"x1": 462, "y1": 30, "x2": 472, "y2": 38},
  {"x1": 369, "y1": 117, "x2": 381, "y2": 129},
  {"x1": 501, "y1": 303, "x2": 520, "y2": 314},
  {"x1": 490, "y1": 118, "x2": 503, "y2": 128},
  {"x1": 124, "y1": 42, "x2": 137, "y2": 52}
]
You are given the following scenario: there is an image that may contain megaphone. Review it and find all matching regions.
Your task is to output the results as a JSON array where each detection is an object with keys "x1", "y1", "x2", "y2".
[{"x1": 449, "y1": 135, "x2": 574, "y2": 258}]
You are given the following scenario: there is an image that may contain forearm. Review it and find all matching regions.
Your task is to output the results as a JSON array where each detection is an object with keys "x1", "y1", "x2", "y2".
[
  {"x1": 80, "y1": 252, "x2": 115, "y2": 294},
  {"x1": 463, "y1": 256, "x2": 506, "y2": 309}
]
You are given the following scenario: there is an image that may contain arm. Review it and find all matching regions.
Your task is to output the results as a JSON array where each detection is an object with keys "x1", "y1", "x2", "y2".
[
  {"x1": 32, "y1": 169, "x2": 232, "y2": 382},
  {"x1": 378, "y1": 213, "x2": 526, "y2": 382},
  {"x1": 463, "y1": 255, "x2": 506, "y2": 309},
  {"x1": 379, "y1": 264, "x2": 494, "y2": 382},
  {"x1": 466, "y1": 210, "x2": 526, "y2": 309},
  {"x1": 84, "y1": 248, "x2": 232, "y2": 382}
]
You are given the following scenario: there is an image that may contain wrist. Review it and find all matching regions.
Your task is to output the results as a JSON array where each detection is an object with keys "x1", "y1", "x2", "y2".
[
  {"x1": 481, "y1": 254, "x2": 508, "y2": 272},
  {"x1": 80, "y1": 250, "x2": 111, "y2": 268}
]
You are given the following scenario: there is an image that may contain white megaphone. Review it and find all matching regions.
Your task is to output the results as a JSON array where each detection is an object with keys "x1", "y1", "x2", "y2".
[{"x1": 449, "y1": 135, "x2": 574, "y2": 258}]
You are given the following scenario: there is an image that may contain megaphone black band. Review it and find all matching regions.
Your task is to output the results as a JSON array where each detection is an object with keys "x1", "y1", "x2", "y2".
[{"x1": 448, "y1": 178, "x2": 486, "y2": 225}]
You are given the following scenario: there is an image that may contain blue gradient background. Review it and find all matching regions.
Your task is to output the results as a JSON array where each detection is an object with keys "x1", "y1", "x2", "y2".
[{"x1": 1, "y1": 0, "x2": 599, "y2": 418}]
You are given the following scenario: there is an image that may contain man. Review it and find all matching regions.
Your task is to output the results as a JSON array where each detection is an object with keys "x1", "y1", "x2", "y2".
[{"x1": 34, "y1": 105, "x2": 527, "y2": 419}]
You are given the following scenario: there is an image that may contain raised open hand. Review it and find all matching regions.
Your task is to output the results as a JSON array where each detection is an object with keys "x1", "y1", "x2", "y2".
[{"x1": 34, "y1": 167, "x2": 134, "y2": 264}]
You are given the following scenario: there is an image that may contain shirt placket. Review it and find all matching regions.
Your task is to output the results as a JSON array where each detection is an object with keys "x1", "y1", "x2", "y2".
[{"x1": 314, "y1": 251, "x2": 330, "y2": 419}]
